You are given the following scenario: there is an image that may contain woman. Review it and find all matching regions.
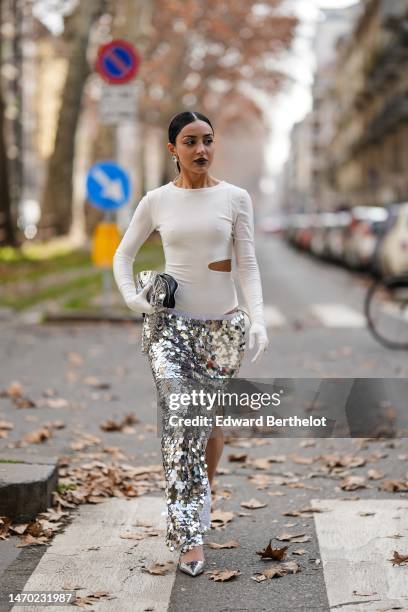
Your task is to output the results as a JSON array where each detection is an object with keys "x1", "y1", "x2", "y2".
[{"x1": 113, "y1": 111, "x2": 269, "y2": 576}]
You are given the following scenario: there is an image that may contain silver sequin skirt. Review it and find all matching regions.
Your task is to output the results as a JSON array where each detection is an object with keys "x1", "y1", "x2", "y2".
[{"x1": 141, "y1": 306, "x2": 247, "y2": 553}]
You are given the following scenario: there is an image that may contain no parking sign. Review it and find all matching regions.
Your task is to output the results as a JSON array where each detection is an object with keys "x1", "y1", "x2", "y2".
[{"x1": 96, "y1": 39, "x2": 140, "y2": 84}]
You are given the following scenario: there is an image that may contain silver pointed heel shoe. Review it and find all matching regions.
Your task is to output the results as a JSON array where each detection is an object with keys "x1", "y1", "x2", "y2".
[{"x1": 178, "y1": 559, "x2": 204, "y2": 576}]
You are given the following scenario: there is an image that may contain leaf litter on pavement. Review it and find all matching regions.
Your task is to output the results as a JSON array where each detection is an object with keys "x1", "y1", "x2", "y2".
[{"x1": 1, "y1": 380, "x2": 408, "y2": 587}]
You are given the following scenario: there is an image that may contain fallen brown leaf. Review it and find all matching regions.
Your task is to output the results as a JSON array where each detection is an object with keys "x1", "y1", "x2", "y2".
[
  {"x1": 22, "y1": 426, "x2": 52, "y2": 444},
  {"x1": 276, "y1": 532, "x2": 310, "y2": 543},
  {"x1": 207, "y1": 569, "x2": 240, "y2": 582},
  {"x1": 72, "y1": 590, "x2": 113, "y2": 607},
  {"x1": 1, "y1": 382, "x2": 36, "y2": 408},
  {"x1": 67, "y1": 352, "x2": 84, "y2": 366},
  {"x1": 215, "y1": 467, "x2": 231, "y2": 475},
  {"x1": 16, "y1": 533, "x2": 49, "y2": 547},
  {"x1": 319, "y1": 454, "x2": 366, "y2": 470},
  {"x1": 378, "y1": 479, "x2": 408, "y2": 492},
  {"x1": 211, "y1": 510, "x2": 235, "y2": 528},
  {"x1": 0, "y1": 516, "x2": 12, "y2": 539},
  {"x1": 119, "y1": 532, "x2": 145, "y2": 540},
  {"x1": 142, "y1": 561, "x2": 176, "y2": 575},
  {"x1": 252, "y1": 560, "x2": 301, "y2": 581},
  {"x1": 256, "y1": 539, "x2": 288, "y2": 561},
  {"x1": 283, "y1": 506, "x2": 327, "y2": 517},
  {"x1": 3, "y1": 381, "x2": 24, "y2": 397},
  {"x1": 240, "y1": 498, "x2": 267, "y2": 510},
  {"x1": 389, "y1": 550, "x2": 408, "y2": 566},
  {"x1": 9, "y1": 523, "x2": 30, "y2": 535},
  {"x1": 247, "y1": 473, "x2": 271, "y2": 489},
  {"x1": 290, "y1": 455, "x2": 315, "y2": 465},
  {"x1": 84, "y1": 376, "x2": 111, "y2": 389},
  {"x1": 0, "y1": 420, "x2": 14, "y2": 431},
  {"x1": 227, "y1": 453, "x2": 248, "y2": 462},
  {"x1": 70, "y1": 434, "x2": 102, "y2": 451},
  {"x1": 367, "y1": 469, "x2": 384, "y2": 480},
  {"x1": 339, "y1": 476, "x2": 367, "y2": 491},
  {"x1": 208, "y1": 539, "x2": 240, "y2": 549}
]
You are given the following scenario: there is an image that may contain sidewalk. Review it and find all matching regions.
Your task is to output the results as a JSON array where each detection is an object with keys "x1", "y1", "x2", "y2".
[
  {"x1": 0, "y1": 235, "x2": 164, "y2": 325},
  {"x1": 0, "y1": 451, "x2": 58, "y2": 523}
]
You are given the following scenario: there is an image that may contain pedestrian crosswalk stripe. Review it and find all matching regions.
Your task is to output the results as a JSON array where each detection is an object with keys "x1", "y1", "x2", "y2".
[
  {"x1": 312, "y1": 499, "x2": 408, "y2": 611},
  {"x1": 11, "y1": 497, "x2": 176, "y2": 612},
  {"x1": 263, "y1": 305, "x2": 288, "y2": 328},
  {"x1": 309, "y1": 304, "x2": 366, "y2": 328},
  {"x1": 261, "y1": 303, "x2": 366, "y2": 328},
  {"x1": 9, "y1": 495, "x2": 408, "y2": 610}
]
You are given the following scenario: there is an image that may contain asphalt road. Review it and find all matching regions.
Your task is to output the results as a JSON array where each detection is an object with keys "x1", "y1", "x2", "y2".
[{"x1": 0, "y1": 234, "x2": 407, "y2": 612}]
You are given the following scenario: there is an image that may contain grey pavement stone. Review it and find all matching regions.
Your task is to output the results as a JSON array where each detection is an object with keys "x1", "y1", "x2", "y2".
[{"x1": 0, "y1": 455, "x2": 58, "y2": 523}]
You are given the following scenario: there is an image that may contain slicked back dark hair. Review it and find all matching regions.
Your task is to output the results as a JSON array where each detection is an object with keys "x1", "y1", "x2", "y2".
[{"x1": 168, "y1": 111, "x2": 214, "y2": 173}]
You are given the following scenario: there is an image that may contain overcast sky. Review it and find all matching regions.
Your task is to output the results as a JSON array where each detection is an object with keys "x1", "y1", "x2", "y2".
[{"x1": 316, "y1": 0, "x2": 359, "y2": 7}]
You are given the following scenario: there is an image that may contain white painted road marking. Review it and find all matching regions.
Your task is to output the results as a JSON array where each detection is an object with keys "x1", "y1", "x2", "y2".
[
  {"x1": 312, "y1": 499, "x2": 408, "y2": 611},
  {"x1": 262, "y1": 303, "x2": 366, "y2": 328},
  {"x1": 263, "y1": 305, "x2": 288, "y2": 328},
  {"x1": 11, "y1": 497, "x2": 177, "y2": 612},
  {"x1": 311, "y1": 304, "x2": 366, "y2": 328},
  {"x1": 9, "y1": 494, "x2": 408, "y2": 611}
]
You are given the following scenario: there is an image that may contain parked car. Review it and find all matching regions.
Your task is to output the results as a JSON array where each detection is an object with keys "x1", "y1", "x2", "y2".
[
  {"x1": 376, "y1": 202, "x2": 408, "y2": 276},
  {"x1": 258, "y1": 215, "x2": 285, "y2": 234},
  {"x1": 343, "y1": 206, "x2": 388, "y2": 270},
  {"x1": 296, "y1": 220, "x2": 314, "y2": 251},
  {"x1": 310, "y1": 212, "x2": 344, "y2": 259},
  {"x1": 285, "y1": 214, "x2": 312, "y2": 248},
  {"x1": 326, "y1": 211, "x2": 352, "y2": 262}
]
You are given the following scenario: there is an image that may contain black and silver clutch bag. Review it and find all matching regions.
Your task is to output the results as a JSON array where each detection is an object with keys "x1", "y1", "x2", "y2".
[{"x1": 135, "y1": 270, "x2": 178, "y2": 309}]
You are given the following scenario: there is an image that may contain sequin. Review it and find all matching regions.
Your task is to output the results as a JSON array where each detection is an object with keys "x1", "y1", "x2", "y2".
[{"x1": 142, "y1": 306, "x2": 246, "y2": 553}]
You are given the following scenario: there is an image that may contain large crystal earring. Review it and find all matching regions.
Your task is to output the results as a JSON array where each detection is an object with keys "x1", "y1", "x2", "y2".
[{"x1": 172, "y1": 154, "x2": 180, "y2": 180}]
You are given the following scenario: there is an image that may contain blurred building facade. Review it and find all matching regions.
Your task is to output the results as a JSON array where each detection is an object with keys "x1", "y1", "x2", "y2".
[
  {"x1": 281, "y1": 0, "x2": 408, "y2": 213},
  {"x1": 330, "y1": 0, "x2": 408, "y2": 208},
  {"x1": 280, "y1": 112, "x2": 313, "y2": 213}
]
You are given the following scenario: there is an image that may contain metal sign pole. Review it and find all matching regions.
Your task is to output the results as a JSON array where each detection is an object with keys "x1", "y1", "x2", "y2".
[
  {"x1": 87, "y1": 39, "x2": 140, "y2": 314},
  {"x1": 103, "y1": 209, "x2": 115, "y2": 309}
]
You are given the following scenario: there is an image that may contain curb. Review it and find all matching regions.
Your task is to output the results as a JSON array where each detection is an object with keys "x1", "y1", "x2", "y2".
[
  {"x1": 42, "y1": 311, "x2": 143, "y2": 323},
  {"x1": 0, "y1": 452, "x2": 59, "y2": 523}
]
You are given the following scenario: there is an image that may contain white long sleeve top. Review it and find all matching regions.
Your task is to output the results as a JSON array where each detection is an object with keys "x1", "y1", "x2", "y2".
[{"x1": 112, "y1": 180, "x2": 265, "y2": 326}]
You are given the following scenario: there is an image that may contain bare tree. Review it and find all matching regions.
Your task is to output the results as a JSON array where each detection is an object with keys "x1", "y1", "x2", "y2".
[
  {"x1": 37, "y1": 0, "x2": 106, "y2": 238},
  {"x1": 138, "y1": 0, "x2": 298, "y2": 182}
]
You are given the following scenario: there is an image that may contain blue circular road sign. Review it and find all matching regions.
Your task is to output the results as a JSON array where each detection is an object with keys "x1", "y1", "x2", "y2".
[{"x1": 86, "y1": 161, "x2": 131, "y2": 210}]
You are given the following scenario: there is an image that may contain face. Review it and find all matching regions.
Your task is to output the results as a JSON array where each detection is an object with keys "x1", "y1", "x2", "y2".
[{"x1": 168, "y1": 120, "x2": 215, "y2": 175}]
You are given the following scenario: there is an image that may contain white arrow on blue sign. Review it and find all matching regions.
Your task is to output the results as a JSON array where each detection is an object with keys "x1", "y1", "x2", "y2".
[{"x1": 86, "y1": 161, "x2": 131, "y2": 210}]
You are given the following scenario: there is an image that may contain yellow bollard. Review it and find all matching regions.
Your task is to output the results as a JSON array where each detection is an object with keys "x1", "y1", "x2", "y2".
[{"x1": 91, "y1": 222, "x2": 121, "y2": 268}]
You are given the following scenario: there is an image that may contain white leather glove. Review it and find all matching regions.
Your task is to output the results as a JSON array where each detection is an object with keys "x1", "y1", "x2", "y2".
[
  {"x1": 125, "y1": 281, "x2": 156, "y2": 315},
  {"x1": 248, "y1": 321, "x2": 269, "y2": 363}
]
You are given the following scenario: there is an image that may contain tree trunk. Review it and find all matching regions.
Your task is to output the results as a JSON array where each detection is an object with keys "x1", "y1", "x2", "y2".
[
  {"x1": 84, "y1": 123, "x2": 116, "y2": 237},
  {"x1": 0, "y1": 0, "x2": 16, "y2": 246},
  {"x1": 37, "y1": 0, "x2": 106, "y2": 239}
]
